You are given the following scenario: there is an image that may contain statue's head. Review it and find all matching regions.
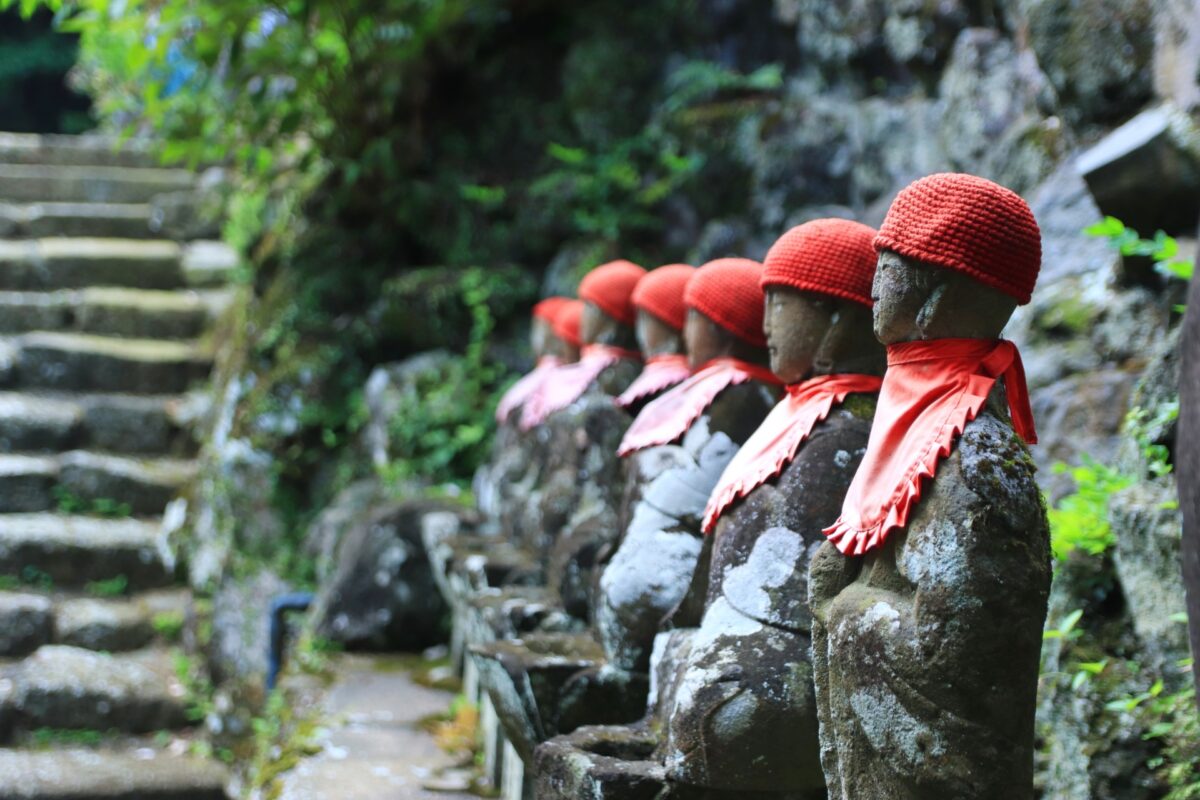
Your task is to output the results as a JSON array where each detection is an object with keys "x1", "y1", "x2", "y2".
[
  {"x1": 761, "y1": 219, "x2": 884, "y2": 384},
  {"x1": 683, "y1": 258, "x2": 769, "y2": 370},
  {"x1": 871, "y1": 173, "x2": 1042, "y2": 345},
  {"x1": 531, "y1": 296, "x2": 570, "y2": 358},
  {"x1": 578, "y1": 259, "x2": 646, "y2": 348},
  {"x1": 549, "y1": 299, "x2": 584, "y2": 362},
  {"x1": 631, "y1": 263, "x2": 694, "y2": 358}
]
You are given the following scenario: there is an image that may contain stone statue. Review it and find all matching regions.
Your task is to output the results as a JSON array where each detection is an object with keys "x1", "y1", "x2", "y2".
[
  {"x1": 533, "y1": 219, "x2": 884, "y2": 800},
  {"x1": 474, "y1": 258, "x2": 780, "y2": 767},
  {"x1": 810, "y1": 174, "x2": 1050, "y2": 800},
  {"x1": 614, "y1": 264, "x2": 694, "y2": 414}
]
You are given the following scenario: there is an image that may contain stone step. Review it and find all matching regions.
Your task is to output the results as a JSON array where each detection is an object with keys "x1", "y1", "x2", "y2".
[
  {"x1": 0, "y1": 132, "x2": 159, "y2": 169},
  {"x1": 7, "y1": 333, "x2": 210, "y2": 394},
  {"x1": 0, "y1": 514, "x2": 170, "y2": 590},
  {"x1": 0, "y1": 164, "x2": 194, "y2": 205},
  {"x1": 0, "y1": 392, "x2": 198, "y2": 457},
  {"x1": 0, "y1": 287, "x2": 219, "y2": 340},
  {"x1": 0, "y1": 748, "x2": 228, "y2": 799},
  {"x1": 0, "y1": 239, "x2": 235, "y2": 291},
  {"x1": 1, "y1": 645, "x2": 189, "y2": 735},
  {"x1": 0, "y1": 451, "x2": 194, "y2": 515},
  {"x1": 0, "y1": 202, "x2": 159, "y2": 240},
  {"x1": 0, "y1": 589, "x2": 187, "y2": 657}
]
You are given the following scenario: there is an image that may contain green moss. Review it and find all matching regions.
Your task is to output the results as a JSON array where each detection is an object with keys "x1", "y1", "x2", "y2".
[{"x1": 842, "y1": 393, "x2": 878, "y2": 420}]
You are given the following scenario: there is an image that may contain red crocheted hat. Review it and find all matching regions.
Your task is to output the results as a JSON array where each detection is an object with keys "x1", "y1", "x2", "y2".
[
  {"x1": 552, "y1": 300, "x2": 584, "y2": 347},
  {"x1": 632, "y1": 264, "x2": 695, "y2": 331},
  {"x1": 578, "y1": 260, "x2": 647, "y2": 326},
  {"x1": 762, "y1": 219, "x2": 877, "y2": 307},
  {"x1": 685, "y1": 258, "x2": 767, "y2": 348},
  {"x1": 532, "y1": 296, "x2": 571, "y2": 324},
  {"x1": 874, "y1": 173, "x2": 1042, "y2": 305}
]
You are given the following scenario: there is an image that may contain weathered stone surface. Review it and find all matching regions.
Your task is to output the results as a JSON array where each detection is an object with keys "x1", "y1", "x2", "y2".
[
  {"x1": 0, "y1": 393, "x2": 79, "y2": 452},
  {"x1": 1076, "y1": 104, "x2": 1200, "y2": 236},
  {"x1": 0, "y1": 391, "x2": 192, "y2": 456},
  {"x1": 0, "y1": 593, "x2": 52, "y2": 657},
  {"x1": 5, "y1": 645, "x2": 188, "y2": 733},
  {"x1": 535, "y1": 724, "x2": 666, "y2": 800},
  {"x1": 181, "y1": 241, "x2": 238, "y2": 288},
  {"x1": 937, "y1": 27, "x2": 1065, "y2": 194},
  {"x1": 472, "y1": 634, "x2": 646, "y2": 764},
  {"x1": 0, "y1": 163, "x2": 194, "y2": 205},
  {"x1": 8, "y1": 201, "x2": 159, "y2": 239},
  {"x1": 1110, "y1": 481, "x2": 1189, "y2": 667},
  {"x1": 56, "y1": 451, "x2": 192, "y2": 515},
  {"x1": 1013, "y1": 0, "x2": 1155, "y2": 126},
  {"x1": 209, "y1": 570, "x2": 290, "y2": 687},
  {"x1": 0, "y1": 455, "x2": 57, "y2": 513},
  {"x1": 14, "y1": 331, "x2": 209, "y2": 393},
  {"x1": 0, "y1": 132, "x2": 158, "y2": 168},
  {"x1": 54, "y1": 597, "x2": 156, "y2": 652},
  {"x1": 0, "y1": 513, "x2": 170, "y2": 589},
  {"x1": 310, "y1": 497, "x2": 457, "y2": 650},
  {"x1": 0, "y1": 238, "x2": 184, "y2": 291},
  {"x1": 0, "y1": 749, "x2": 229, "y2": 799},
  {"x1": 812, "y1": 412, "x2": 1051, "y2": 799},
  {"x1": 1029, "y1": 368, "x2": 1136, "y2": 500},
  {"x1": 1025, "y1": 159, "x2": 1122, "y2": 286}
]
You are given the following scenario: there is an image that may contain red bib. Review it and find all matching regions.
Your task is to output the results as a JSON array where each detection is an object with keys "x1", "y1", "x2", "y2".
[
  {"x1": 495, "y1": 356, "x2": 560, "y2": 423},
  {"x1": 617, "y1": 358, "x2": 780, "y2": 456},
  {"x1": 702, "y1": 374, "x2": 883, "y2": 534},
  {"x1": 615, "y1": 354, "x2": 691, "y2": 409},
  {"x1": 519, "y1": 344, "x2": 640, "y2": 431},
  {"x1": 823, "y1": 338, "x2": 1036, "y2": 556}
]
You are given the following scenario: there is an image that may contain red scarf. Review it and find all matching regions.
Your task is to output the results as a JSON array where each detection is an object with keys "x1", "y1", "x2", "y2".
[
  {"x1": 519, "y1": 344, "x2": 641, "y2": 431},
  {"x1": 615, "y1": 354, "x2": 691, "y2": 409},
  {"x1": 823, "y1": 338, "x2": 1036, "y2": 556},
  {"x1": 617, "y1": 358, "x2": 781, "y2": 456},
  {"x1": 702, "y1": 373, "x2": 883, "y2": 534},
  {"x1": 495, "y1": 356, "x2": 561, "y2": 423}
]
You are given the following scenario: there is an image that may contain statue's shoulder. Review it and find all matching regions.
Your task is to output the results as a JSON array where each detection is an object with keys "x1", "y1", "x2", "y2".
[{"x1": 956, "y1": 410, "x2": 1046, "y2": 532}]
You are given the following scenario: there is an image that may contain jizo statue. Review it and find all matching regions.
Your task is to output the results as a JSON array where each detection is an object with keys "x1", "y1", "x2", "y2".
[
  {"x1": 810, "y1": 173, "x2": 1050, "y2": 800},
  {"x1": 661, "y1": 219, "x2": 885, "y2": 798}
]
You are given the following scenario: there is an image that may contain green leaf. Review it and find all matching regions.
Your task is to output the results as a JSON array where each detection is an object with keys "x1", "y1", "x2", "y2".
[{"x1": 1083, "y1": 216, "x2": 1127, "y2": 238}]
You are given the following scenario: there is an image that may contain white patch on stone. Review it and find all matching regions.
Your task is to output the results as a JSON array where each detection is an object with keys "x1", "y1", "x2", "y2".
[
  {"x1": 834, "y1": 449, "x2": 852, "y2": 468},
  {"x1": 849, "y1": 686, "x2": 945, "y2": 767},
  {"x1": 720, "y1": 527, "x2": 801, "y2": 621},
  {"x1": 861, "y1": 601, "x2": 901, "y2": 633}
]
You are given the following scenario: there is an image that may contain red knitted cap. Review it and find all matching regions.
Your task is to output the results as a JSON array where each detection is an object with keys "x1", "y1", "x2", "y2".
[
  {"x1": 552, "y1": 300, "x2": 584, "y2": 347},
  {"x1": 532, "y1": 296, "x2": 571, "y2": 323},
  {"x1": 632, "y1": 264, "x2": 695, "y2": 331},
  {"x1": 684, "y1": 258, "x2": 767, "y2": 347},
  {"x1": 874, "y1": 173, "x2": 1041, "y2": 305},
  {"x1": 762, "y1": 219, "x2": 877, "y2": 307},
  {"x1": 578, "y1": 260, "x2": 647, "y2": 325}
]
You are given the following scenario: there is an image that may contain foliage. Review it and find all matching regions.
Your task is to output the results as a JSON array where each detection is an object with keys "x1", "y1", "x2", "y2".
[
  {"x1": 53, "y1": 486, "x2": 131, "y2": 518},
  {"x1": 28, "y1": 727, "x2": 106, "y2": 748},
  {"x1": 0, "y1": 565, "x2": 53, "y2": 591},
  {"x1": 1047, "y1": 456, "x2": 1134, "y2": 561},
  {"x1": 1125, "y1": 401, "x2": 1180, "y2": 480},
  {"x1": 151, "y1": 610, "x2": 185, "y2": 642},
  {"x1": 85, "y1": 573, "x2": 127, "y2": 597},
  {"x1": 1085, "y1": 216, "x2": 1195, "y2": 281}
]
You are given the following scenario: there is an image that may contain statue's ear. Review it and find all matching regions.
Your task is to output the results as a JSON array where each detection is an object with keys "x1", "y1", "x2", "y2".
[{"x1": 916, "y1": 282, "x2": 949, "y2": 339}]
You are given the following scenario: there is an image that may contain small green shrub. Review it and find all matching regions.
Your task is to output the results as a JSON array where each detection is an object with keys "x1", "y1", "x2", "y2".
[
  {"x1": 1085, "y1": 216, "x2": 1195, "y2": 281},
  {"x1": 1047, "y1": 457, "x2": 1134, "y2": 561},
  {"x1": 85, "y1": 574, "x2": 127, "y2": 597},
  {"x1": 151, "y1": 610, "x2": 185, "y2": 642}
]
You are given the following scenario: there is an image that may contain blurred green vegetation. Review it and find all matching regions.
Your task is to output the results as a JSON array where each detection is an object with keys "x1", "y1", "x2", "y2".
[
  {"x1": 0, "y1": 0, "x2": 784, "y2": 535},
  {"x1": 0, "y1": 7, "x2": 90, "y2": 131}
]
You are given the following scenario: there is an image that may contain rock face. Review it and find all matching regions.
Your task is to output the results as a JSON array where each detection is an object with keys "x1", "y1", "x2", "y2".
[
  {"x1": 662, "y1": 399, "x2": 873, "y2": 796},
  {"x1": 811, "y1": 410, "x2": 1051, "y2": 799},
  {"x1": 310, "y1": 496, "x2": 460, "y2": 650}
]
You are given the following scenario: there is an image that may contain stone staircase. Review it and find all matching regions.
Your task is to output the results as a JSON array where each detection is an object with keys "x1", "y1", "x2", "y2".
[{"x1": 0, "y1": 134, "x2": 232, "y2": 799}]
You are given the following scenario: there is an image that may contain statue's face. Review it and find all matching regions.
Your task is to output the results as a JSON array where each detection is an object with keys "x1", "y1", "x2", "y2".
[
  {"x1": 531, "y1": 318, "x2": 552, "y2": 358},
  {"x1": 635, "y1": 310, "x2": 682, "y2": 358},
  {"x1": 871, "y1": 250, "x2": 933, "y2": 345},
  {"x1": 763, "y1": 287, "x2": 834, "y2": 385},
  {"x1": 580, "y1": 301, "x2": 608, "y2": 345},
  {"x1": 684, "y1": 309, "x2": 729, "y2": 371}
]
